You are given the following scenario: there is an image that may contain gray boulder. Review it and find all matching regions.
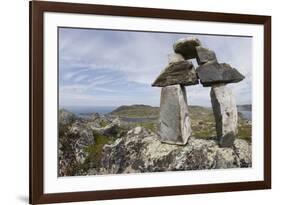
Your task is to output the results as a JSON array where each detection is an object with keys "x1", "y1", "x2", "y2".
[
  {"x1": 196, "y1": 46, "x2": 217, "y2": 65},
  {"x1": 152, "y1": 61, "x2": 198, "y2": 87},
  {"x1": 91, "y1": 117, "x2": 121, "y2": 137},
  {"x1": 85, "y1": 113, "x2": 111, "y2": 128},
  {"x1": 99, "y1": 127, "x2": 252, "y2": 174},
  {"x1": 158, "y1": 85, "x2": 191, "y2": 145},
  {"x1": 196, "y1": 62, "x2": 245, "y2": 86},
  {"x1": 173, "y1": 37, "x2": 201, "y2": 59},
  {"x1": 59, "y1": 109, "x2": 76, "y2": 125},
  {"x1": 211, "y1": 84, "x2": 238, "y2": 147}
]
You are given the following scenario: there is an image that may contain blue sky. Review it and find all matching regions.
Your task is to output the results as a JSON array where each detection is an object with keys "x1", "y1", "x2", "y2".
[{"x1": 59, "y1": 27, "x2": 252, "y2": 107}]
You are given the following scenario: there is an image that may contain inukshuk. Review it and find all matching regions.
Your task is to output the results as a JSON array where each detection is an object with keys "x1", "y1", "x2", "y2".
[{"x1": 152, "y1": 37, "x2": 245, "y2": 147}]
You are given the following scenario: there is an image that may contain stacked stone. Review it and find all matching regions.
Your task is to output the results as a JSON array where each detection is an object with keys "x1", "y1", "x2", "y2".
[
  {"x1": 193, "y1": 41, "x2": 244, "y2": 147},
  {"x1": 152, "y1": 37, "x2": 245, "y2": 147},
  {"x1": 152, "y1": 38, "x2": 200, "y2": 145}
]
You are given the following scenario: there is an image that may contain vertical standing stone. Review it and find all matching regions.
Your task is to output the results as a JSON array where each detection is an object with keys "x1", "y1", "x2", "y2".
[
  {"x1": 210, "y1": 84, "x2": 238, "y2": 147},
  {"x1": 158, "y1": 84, "x2": 191, "y2": 145}
]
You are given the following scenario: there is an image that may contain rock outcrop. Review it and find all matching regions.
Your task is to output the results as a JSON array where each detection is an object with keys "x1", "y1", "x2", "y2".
[
  {"x1": 59, "y1": 109, "x2": 76, "y2": 125},
  {"x1": 58, "y1": 108, "x2": 252, "y2": 176},
  {"x1": 58, "y1": 110, "x2": 116, "y2": 176},
  {"x1": 59, "y1": 120, "x2": 95, "y2": 176},
  {"x1": 91, "y1": 117, "x2": 121, "y2": 137},
  {"x1": 99, "y1": 127, "x2": 251, "y2": 174},
  {"x1": 158, "y1": 85, "x2": 191, "y2": 145}
]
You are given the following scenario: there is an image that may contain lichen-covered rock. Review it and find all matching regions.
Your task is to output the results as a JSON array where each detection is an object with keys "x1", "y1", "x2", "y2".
[
  {"x1": 58, "y1": 117, "x2": 95, "y2": 176},
  {"x1": 85, "y1": 113, "x2": 111, "y2": 128},
  {"x1": 152, "y1": 61, "x2": 198, "y2": 87},
  {"x1": 91, "y1": 117, "x2": 122, "y2": 137},
  {"x1": 158, "y1": 85, "x2": 191, "y2": 145},
  {"x1": 211, "y1": 84, "x2": 238, "y2": 147},
  {"x1": 66, "y1": 122, "x2": 95, "y2": 164},
  {"x1": 58, "y1": 111, "x2": 125, "y2": 176},
  {"x1": 233, "y1": 139, "x2": 252, "y2": 167},
  {"x1": 173, "y1": 37, "x2": 201, "y2": 59},
  {"x1": 99, "y1": 127, "x2": 252, "y2": 174}
]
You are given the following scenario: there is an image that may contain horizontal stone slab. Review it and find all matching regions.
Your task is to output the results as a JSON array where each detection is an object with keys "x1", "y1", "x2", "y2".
[
  {"x1": 173, "y1": 37, "x2": 201, "y2": 60},
  {"x1": 168, "y1": 53, "x2": 185, "y2": 64},
  {"x1": 196, "y1": 62, "x2": 245, "y2": 86},
  {"x1": 152, "y1": 61, "x2": 199, "y2": 87}
]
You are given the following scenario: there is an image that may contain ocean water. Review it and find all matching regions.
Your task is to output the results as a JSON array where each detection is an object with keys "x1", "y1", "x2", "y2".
[
  {"x1": 239, "y1": 110, "x2": 252, "y2": 120},
  {"x1": 61, "y1": 106, "x2": 117, "y2": 115},
  {"x1": 237, "y1": 106, "x2": 252, "y2": 121}
]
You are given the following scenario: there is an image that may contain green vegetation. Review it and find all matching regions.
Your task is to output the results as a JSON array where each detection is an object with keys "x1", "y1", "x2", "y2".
[
  {"x1": 238, "y1": 121, "x2": 252, "y2": 142},
  {"x1": 189, "y1": 107, "x2": 217, "y2": 139},
  {"x1": 133, "y1": 121, "x2": 157, "y2": 132},
  {"x1": 84, "y1": 131, "x2": 114, "y2": 168},
  {"x1": 189, "y1": 106, "x2": 252, "y2": 141}
]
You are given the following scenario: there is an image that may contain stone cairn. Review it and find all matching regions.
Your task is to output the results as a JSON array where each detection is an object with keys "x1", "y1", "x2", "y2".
[{"x1": 152, "y1": 37, "x2": 245, "y2": 147}]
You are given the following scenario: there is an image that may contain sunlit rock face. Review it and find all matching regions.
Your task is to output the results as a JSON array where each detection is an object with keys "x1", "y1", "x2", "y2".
[
  {"x1": 158, "y1": 85, "x2": 191, "y2": 145},
  {"x1": 211, "y1": 84, "x2": 238, "y2": 147}
]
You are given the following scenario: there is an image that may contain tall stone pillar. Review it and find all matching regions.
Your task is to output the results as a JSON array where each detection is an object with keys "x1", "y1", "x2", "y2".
[
  {"x1": 158, "y1": 84, "x2": 191, "y2": 145},
  {"x1": 210, "y1": 84, "x2": 238, "y2": 147}
]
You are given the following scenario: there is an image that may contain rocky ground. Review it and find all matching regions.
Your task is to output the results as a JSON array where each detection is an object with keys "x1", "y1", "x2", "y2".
[{"x1": 58, "y1": 105, "x2": 252, "y2": 176}]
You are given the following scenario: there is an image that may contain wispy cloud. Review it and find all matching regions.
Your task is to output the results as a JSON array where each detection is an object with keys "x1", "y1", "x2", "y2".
[{"x1": 59, "y1": 28, "x2": 252, "y2": 107}]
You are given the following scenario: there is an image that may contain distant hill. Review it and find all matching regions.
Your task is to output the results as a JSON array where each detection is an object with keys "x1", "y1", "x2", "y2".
[
  {"x1": 109, "y1": 104, "x2": 159, "y2": 118},
  {"x1": 109, "y1": 104, "x2": 215, "y2": 119}
]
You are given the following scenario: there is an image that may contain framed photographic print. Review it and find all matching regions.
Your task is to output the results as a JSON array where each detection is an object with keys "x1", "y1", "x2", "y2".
[{"x1": 29, "y1": 0, "x2": 271, "y2": 204}]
